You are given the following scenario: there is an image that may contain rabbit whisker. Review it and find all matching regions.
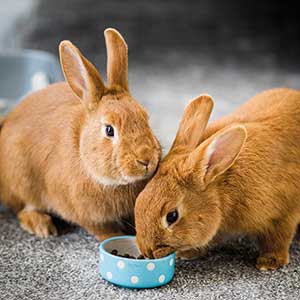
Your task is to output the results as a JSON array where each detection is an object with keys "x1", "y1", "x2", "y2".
[{"x1": 122, "y1": 219, "x2": 136, "y2": 230}]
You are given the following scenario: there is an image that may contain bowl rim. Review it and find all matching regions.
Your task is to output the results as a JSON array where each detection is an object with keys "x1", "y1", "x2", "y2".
[{"x1": 99, "y1": 235, "x2": 176, "y2": 263}]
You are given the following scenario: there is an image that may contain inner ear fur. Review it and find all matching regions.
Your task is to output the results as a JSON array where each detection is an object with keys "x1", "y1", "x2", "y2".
[
  {"x1": 59, "y1": 40, "x2": 105, "y2": 110},
  {"x1": 188, "y1": 125, "x2": 247, "y2": 189}
]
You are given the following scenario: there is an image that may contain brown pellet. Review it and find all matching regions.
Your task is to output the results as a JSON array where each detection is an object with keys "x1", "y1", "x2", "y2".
[
  {"x1": 111, "y1": 249, "x2": 118, "y2": 255},
  {"x1": 109, "y1": 250, "x2": 146, "y2": 260}
]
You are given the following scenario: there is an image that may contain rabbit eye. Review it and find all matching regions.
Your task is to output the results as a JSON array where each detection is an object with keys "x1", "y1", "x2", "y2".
[
  {"x1": 166, "y1": 210, "x2": 178, "y2": 225},
  {"x1": 105, "y1": 125, "x2": 114, "y2": 137}
]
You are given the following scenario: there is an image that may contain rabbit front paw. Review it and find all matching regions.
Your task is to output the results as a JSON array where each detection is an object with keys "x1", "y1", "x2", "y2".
[
  {"x1": 176, "y1": 248, "x2": 207, "y2": 260},
  {"x1": 95, "y1": 231, "x2": 124, "y2": 242},
  {"x1": 256, "y1": 253, "x2": 289, "y2": 271},
  {"x1": 17, "y1": 209, "x2": 57, "y2": 238},
  {"x1": 85, "y1": 222, "x2": 124, "y2": 242}
]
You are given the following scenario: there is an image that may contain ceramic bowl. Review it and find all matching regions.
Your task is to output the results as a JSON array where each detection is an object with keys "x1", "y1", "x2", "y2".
[{"x1": 99, "y1": 236, "x2": 176, "y2": 288}]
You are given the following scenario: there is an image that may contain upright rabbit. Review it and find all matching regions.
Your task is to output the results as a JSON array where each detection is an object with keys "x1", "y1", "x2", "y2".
[
  {"x1": 0, "y1": 28, "x2": 160, "y2": 240},
  {"x1": 135, "y1": 88, "x2": 300, "y2": 270}
]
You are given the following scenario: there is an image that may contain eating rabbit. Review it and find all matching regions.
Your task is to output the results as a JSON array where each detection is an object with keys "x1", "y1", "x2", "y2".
[
  {"x1": 0, "y1": 28, "x2": 160, "y2": 241},
  {"x1": 135, "y1": 88, "x2": 300, "y2": 270}
]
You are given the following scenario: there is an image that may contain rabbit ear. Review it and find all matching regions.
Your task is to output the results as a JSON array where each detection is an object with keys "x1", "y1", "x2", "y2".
[
  {"x1": 170, "y1": 94, "x2": 213, "y2": 152},
  {"x1": 104, "y1": 28, "x2": 129, "y2": 92},
  {"x1": 188, "y1": 125, "x2": 247, "y2": 189},
  {"x1": 59, "y1": 40, "x2": 105, "y2": 110}
]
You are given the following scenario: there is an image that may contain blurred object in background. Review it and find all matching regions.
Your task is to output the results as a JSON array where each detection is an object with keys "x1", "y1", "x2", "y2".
[
  {"x1": 0, "y1": 50, "x2": 62, "y2": 114},
  {"x1": 0, "y1": 0, "x2": 37, "y2": 48},
  {"x1": 30, "y1": 72, "x2": 49, "y2": 91},
  {"x1": 0, "y1": 98, "x2": 6, "y2": 112},
  {"x1": 0, "y1": 0, "x2": 299, "y2": 147}
]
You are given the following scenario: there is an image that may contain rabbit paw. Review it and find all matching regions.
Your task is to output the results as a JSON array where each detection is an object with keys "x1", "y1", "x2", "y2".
[
  {"x1": 18, "y1": 209, "x2": 57, "y2": 238},
  {"x1": 95, "y1": 231, "x2": 124, "y2": 242},
  {"x1": 256, "y1": 253, "x2": 289, "y2": 271},
  {"x1": 85, "y1": 222, "x2": 125, "y2": 241},
  {"x1": 177, "y1": 248, "x2": 207, "y2": 260},
  {"x1": 153, "y1": 246, "x2": 174, "y2": 259}
]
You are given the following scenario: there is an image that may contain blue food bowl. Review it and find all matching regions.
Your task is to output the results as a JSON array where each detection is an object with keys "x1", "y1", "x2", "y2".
[{"x1": 99, "y1": 236, "x2": 176, "y2": 289}]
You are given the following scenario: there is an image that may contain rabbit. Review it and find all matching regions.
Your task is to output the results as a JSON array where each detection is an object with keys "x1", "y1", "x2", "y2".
[
  {"x1": 0, "y1": 28, "x2": 161, "y2": 241},
  {"x1": 135, "y1": 88, "x2": 300, "y2": 271}
]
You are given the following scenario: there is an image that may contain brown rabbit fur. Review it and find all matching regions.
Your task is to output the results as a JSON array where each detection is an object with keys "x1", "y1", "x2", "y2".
[
  {"x1": 0, "y1": 28, "x2": 161, "y2": 241},
  {"x1": 135, "y1": 89, "x2": 300, "y2": 270}
]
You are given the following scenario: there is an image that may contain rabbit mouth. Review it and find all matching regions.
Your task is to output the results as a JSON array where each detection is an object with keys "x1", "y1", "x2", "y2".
[
  {"x1": 92, "y1": 174, "x2": 144, "y2": 186},
  {"x1": 120, "y1": 167, "x2": 155, "y2": 184},
  {"x1": 94, "y1": 173, "x2": 148, "y2": 186},
  {"x1": 120, "y1": 175, "x2": 146, "y2": 184}
]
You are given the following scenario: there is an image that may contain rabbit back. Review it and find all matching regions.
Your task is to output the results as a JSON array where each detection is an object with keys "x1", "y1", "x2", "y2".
[{"x1": 206, "y1": 88, "x2": 300, "y2": 233}]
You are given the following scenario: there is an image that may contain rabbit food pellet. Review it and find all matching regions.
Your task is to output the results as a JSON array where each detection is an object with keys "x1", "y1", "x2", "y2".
[{"x1": 110, "y1": 249, "x2": 145, "y2": 259}]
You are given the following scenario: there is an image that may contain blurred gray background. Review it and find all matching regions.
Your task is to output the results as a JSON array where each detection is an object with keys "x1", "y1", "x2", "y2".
[
  {"x1": 1, "y1": 0, "x2": 300, "y2": 147},
  {"x1": 1, "y1": 1, "x2": 300, "y2": 299}
]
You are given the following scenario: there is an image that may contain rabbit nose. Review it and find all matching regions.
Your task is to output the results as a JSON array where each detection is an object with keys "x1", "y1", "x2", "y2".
[
  {"x1": 136, "y1": 159, "x2": 150, "y2": 168},
  {"x1": 136, "y1": 146, "x2": 153, "y2": 166}
]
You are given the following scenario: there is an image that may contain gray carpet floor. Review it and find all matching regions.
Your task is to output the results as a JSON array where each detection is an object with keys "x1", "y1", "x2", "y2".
[
  {"x1": 1, "y1": 206, "x2": 300, "y2": 300},
  {"x1": 1, "y1": 0, "x2": 300, "y2": 299}
]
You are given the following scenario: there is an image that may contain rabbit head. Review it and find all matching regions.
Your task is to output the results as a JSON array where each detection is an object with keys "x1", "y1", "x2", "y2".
[
  {"x1": 135, "y1": 95, "x2": 247, "y2": 258},
  {"x1": 59, "y1": 29, "x2": 161, "y2": 186}
]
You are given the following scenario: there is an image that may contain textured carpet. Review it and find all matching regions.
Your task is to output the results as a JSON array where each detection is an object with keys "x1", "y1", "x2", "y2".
[{"x1": 1, "y1": 206, "x2": 300, "y2": 300}]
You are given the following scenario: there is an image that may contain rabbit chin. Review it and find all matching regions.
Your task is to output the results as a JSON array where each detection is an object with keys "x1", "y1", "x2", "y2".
[{"x1": 90, "y1": 173, "x2": 146, "y2": 187}]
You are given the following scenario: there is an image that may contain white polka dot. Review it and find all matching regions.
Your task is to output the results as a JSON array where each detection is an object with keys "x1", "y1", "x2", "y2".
[
  {"x1": 158, "y1": 274, "x2": 165, "y2": 283},
  {"x1": 106, "y1": 272, "x2": 112, "y2": 279},
  {"x1": 169, "y1": 258, "x2": 174, "y2": 266},
  {"x1": 117, "y1": 260, "x2": 125, "y2": 269},
  {"x1": 131, "y1": 275, "x2": 139, "y2": 284},
  {"x1": 147, "y1": 262, "x2": 155, "y2": 271},
  {"x1": 100, "y1": 254, "x2": 104, "y2": 262}
]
